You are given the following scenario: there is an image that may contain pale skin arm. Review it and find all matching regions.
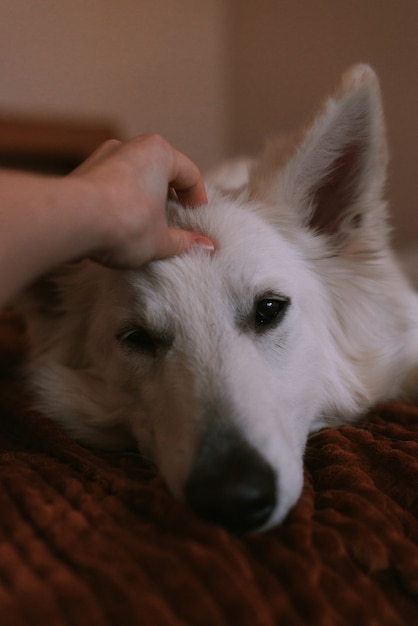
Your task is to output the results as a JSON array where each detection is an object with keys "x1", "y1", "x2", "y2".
[{"x1": 0, "y1": 134, "x2": 213, "y2": 306}]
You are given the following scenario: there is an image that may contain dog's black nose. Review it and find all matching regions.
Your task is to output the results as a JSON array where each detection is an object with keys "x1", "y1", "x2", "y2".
[{"x1": 185, "y1": 426, "x2": 276, "y2": 533}]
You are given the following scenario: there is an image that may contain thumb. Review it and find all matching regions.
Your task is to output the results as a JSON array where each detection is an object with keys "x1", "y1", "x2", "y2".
[{"x1": 159, "y1": 228, "x2": 215, "y2": 260}]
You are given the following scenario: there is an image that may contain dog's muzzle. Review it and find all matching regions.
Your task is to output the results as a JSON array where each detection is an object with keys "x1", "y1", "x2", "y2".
[{"x1": 185, "y1": 425, "x2": 276, "y2": 533}]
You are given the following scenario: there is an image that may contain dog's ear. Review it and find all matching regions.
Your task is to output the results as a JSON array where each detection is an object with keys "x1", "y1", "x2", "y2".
[
  {"x1": 15, "y1": 262, "x2": 93, "y2": 365},
  {"x1": 251, "y1": 65, "x2": 389, "y2": 250}
]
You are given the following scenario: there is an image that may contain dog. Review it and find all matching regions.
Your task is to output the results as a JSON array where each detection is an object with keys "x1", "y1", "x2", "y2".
[{"x1": 17, "y1": 65, "x2": 418, "y2": 533}]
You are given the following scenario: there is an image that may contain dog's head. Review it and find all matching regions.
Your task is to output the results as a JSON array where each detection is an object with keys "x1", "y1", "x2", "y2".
[{"x1": 20, "y1": 65, "x2": 414, "y2": 533}]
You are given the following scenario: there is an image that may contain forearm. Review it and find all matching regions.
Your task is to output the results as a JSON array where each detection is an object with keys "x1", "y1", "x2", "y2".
[
  {"x1": 0, "y1": 171, "x2": 100, "y2": 306},
  {"x1": 0, "y1": 134, "x2": 210, "y2": 307}
]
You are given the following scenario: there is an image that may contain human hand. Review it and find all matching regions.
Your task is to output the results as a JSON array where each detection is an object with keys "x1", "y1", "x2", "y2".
[{"x1": 71, "y1": 133, "x2": 213, "y2": 267}]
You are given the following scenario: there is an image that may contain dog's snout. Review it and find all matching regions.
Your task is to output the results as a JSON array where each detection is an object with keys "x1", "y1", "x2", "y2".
[{"x1": 185, "y1": 428, "x2": 276, "y2": 533}]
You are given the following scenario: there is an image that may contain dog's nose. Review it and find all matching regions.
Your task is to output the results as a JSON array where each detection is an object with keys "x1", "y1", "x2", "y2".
[{"x1": 185, "y1": 427, "x2": 276, "y2": 533}]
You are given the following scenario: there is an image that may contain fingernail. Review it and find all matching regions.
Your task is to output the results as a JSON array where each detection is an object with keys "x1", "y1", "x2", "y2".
[{"x1": 193, "y1": 236, "x2": 215, "y2": 253}]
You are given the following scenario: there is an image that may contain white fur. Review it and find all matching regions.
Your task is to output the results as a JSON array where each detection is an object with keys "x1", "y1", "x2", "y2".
[{"x1": 18, "y1": 65, "x2": 418, "y2": 532}]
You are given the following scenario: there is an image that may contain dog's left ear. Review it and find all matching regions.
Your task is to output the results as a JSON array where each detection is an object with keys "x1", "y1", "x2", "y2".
[{"x1": 252, "y1": 64, "x2": 389, "y2": 250}]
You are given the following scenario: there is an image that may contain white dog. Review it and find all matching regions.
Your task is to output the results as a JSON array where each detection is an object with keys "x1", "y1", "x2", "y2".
[{"x1": 18, "y1": 65, "x2": 418, "y2": 533}]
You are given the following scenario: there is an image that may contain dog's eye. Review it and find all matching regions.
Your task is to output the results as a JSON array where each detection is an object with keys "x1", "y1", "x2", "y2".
[
  {"x1": 118, "y1": 328, "x2": 157, "y2": 355},
  {"x1": 255, "y1": 297, "x2": 289, "y2": 328}
]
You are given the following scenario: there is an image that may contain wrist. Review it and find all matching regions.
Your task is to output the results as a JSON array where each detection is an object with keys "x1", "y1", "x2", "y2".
[{"x1": 58, "y1": 175, "x2": 114, "y2": 261}]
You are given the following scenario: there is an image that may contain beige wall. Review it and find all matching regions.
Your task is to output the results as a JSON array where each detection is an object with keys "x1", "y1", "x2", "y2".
[
  {"x1": 0, "y1": 1, "x2": 417, "y2": 244},
  {"x1": 225, "y1": 0, "x2": 418, "y2": 247},
  {"x1": 0, "y1": 0, "x2": 229, "y2": 170}
]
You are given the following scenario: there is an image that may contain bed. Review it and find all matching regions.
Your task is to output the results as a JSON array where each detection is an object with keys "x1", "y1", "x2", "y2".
[{"x1": 1, "y1": 309, "x2": 417, "y2": 626}]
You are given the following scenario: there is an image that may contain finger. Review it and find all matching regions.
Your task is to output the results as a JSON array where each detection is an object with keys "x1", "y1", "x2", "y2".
[
  {"x1": 167, "y1": 150, "x2": 208, "y2": 208},
  {"x1": 168, "y1": 187, "x2": 179, "y2": 202},
  {"x1": 156, "y1": 228, "x2": 214, "y2": 260},
  {"x1": 122, "y1": 134, "x2": 208, "y2": 207},
  {"x1": 175, "y1": 177, "x2": 208, "y2": 208}
]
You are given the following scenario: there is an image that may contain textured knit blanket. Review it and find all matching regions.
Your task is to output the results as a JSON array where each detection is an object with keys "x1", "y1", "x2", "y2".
[{"x1": 0, "y1": 310, "x2": 417, "y2": 626}]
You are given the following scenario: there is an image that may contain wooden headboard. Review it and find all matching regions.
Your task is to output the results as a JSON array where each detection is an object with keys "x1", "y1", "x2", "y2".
[{"x1": 0, "y1": 113, "x2": 118, "y2": 174}]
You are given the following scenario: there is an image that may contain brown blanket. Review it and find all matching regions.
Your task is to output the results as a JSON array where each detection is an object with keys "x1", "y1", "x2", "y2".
[{"x1": 0, "y1": 311, "x2": 417, "y2": 626}]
